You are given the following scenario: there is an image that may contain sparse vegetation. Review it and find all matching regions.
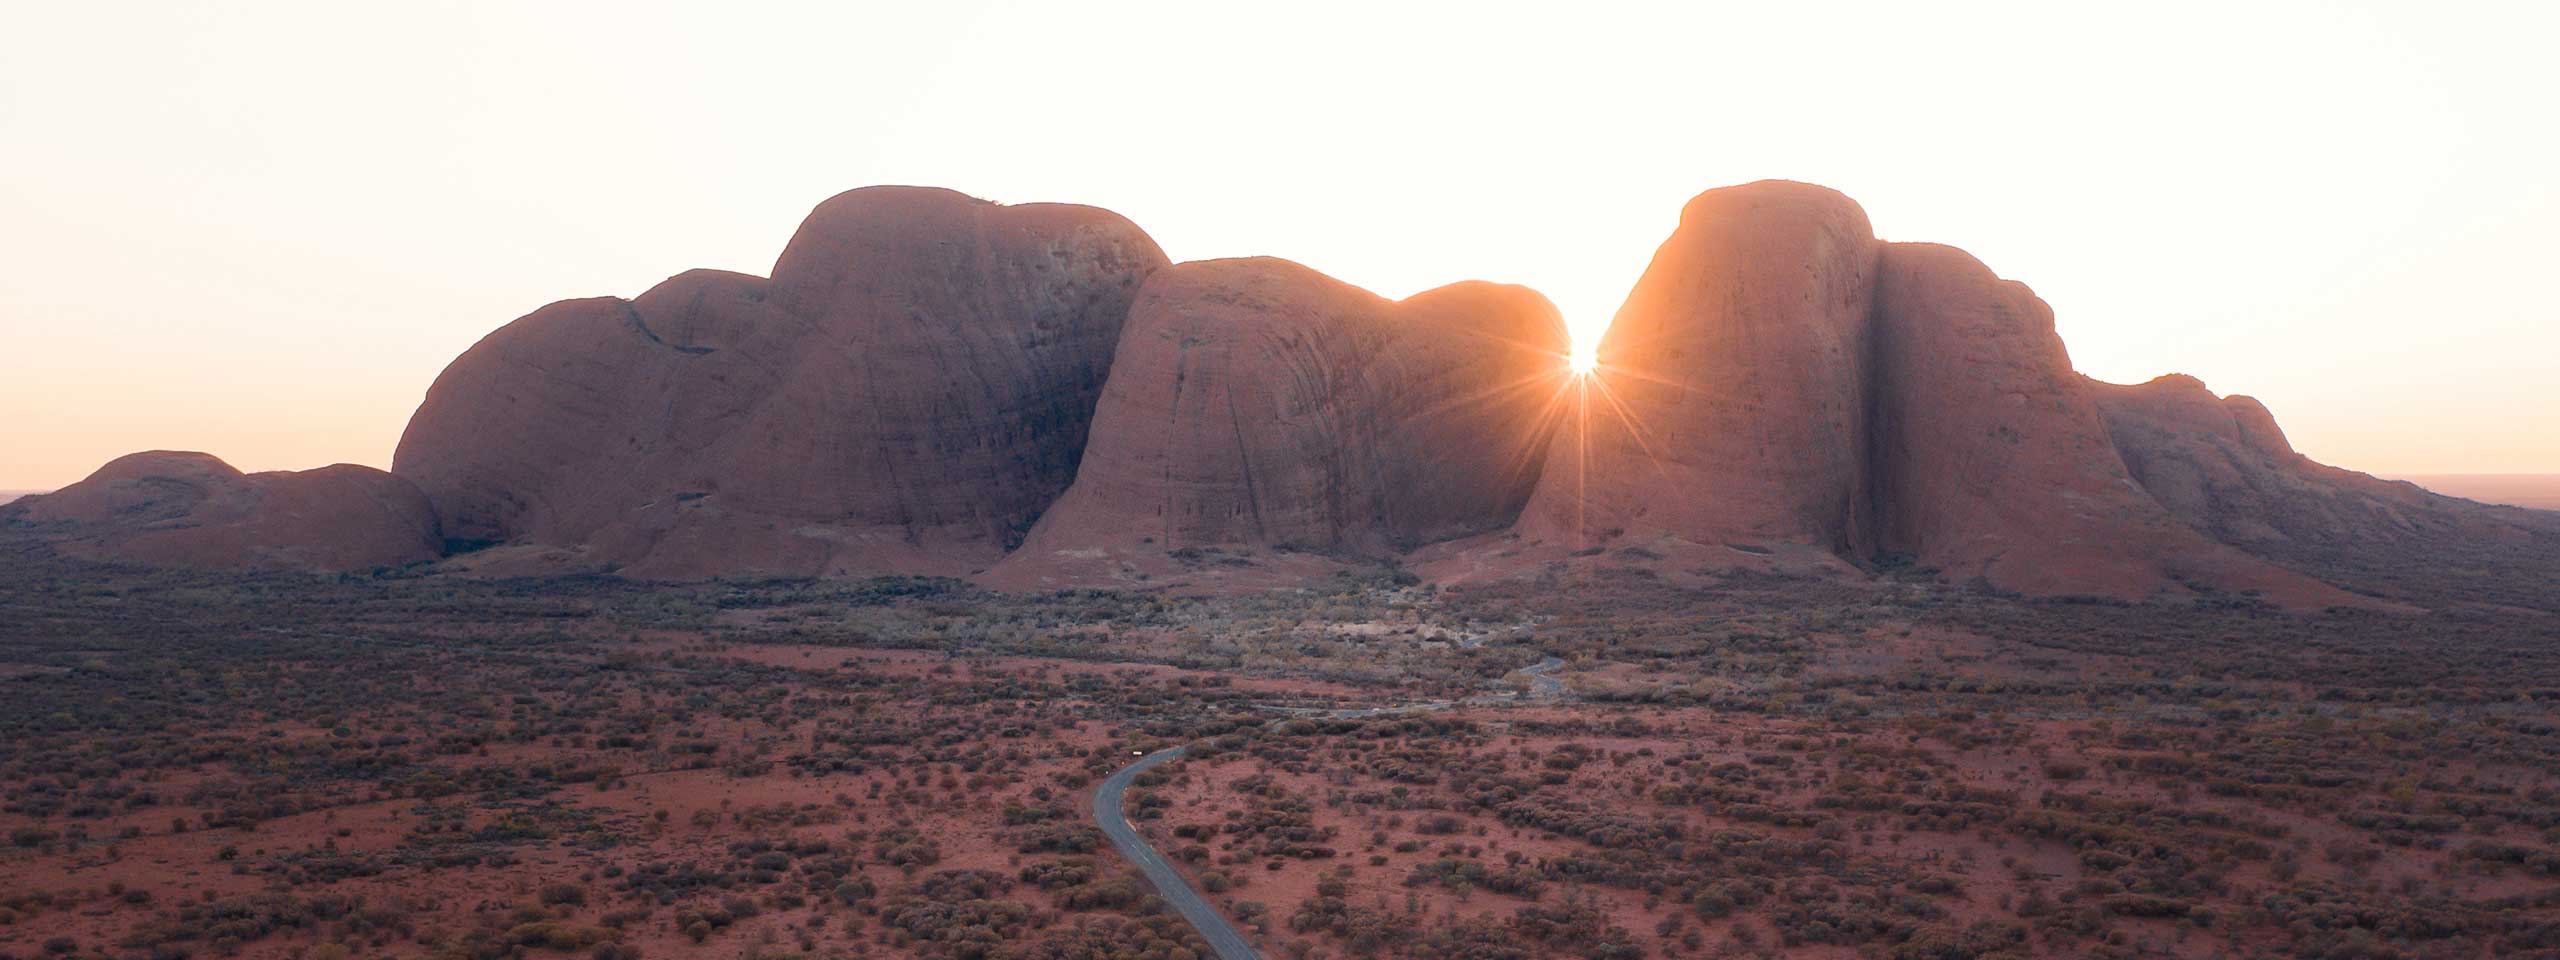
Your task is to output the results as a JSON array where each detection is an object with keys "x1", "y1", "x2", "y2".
[{"x1": 0, "y1": 554, "x2": 2555, "y2": 958}]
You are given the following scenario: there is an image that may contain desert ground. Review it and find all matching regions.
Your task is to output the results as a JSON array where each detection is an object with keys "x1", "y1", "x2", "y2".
[{"x1": 4, "y1": 554, "x2": 2559, "y2": 960}]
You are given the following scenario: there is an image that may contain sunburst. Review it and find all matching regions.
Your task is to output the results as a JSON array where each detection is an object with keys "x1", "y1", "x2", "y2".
[
  {"x1": 1426, "y1": 325, "x2": 1678, "y2": 559},
  {"x1": 1568, "y1": 344, "x2": 1599, "y2": 376}
]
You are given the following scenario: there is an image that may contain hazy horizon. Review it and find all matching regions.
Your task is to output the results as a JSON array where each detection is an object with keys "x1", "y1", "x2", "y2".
[{"x1": 5, "y1": 0, "x2": 2556, "y2": 490}]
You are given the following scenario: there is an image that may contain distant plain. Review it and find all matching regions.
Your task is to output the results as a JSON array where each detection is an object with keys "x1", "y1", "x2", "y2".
[{"x1": 2396, "y1": 474, "x2": 2560, "y2": 510}]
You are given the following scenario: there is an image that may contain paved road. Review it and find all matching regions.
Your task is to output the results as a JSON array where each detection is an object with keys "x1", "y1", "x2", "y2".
[
  {"x1": 1094, "y1": 652, "x2": 1573, "y2": 960},
  {"x1": 1094, "y1": 745, "x2": 1260, "y2": 960}
]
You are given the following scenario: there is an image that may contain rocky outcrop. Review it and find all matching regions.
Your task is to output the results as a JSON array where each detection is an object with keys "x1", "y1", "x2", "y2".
[
  {"x1": 392, "y1": 186, "x2": 1167, "y2": 578},
  {"x1": 1505, "y1": 181, "x2": 2360, "y2": 606},
  {"x1": 1517, "y1": 181, "x2": 1881, "y2": 556},
  {"x1": 2, "y1": 452, "x2": 441, "y2": 572},
  {"x1": 1867, "y1": 243, "x2": 2173, "y2": 592},
  {"x1": 27, "y1": 178, "x2": 2524, "y2": 605},
  {"x1": 1864, "y1": 244, "x2": 2353, "y2": 603},
  {"x1": 2093, "y1": 374, "x2": 2560, "y2": 609},
  {"x1": 2093, "y1": 374, "x2": 2457, "y2": 545},
  {"x1": 988, "y1": 258, "x2": 1570, "y2": 588}
]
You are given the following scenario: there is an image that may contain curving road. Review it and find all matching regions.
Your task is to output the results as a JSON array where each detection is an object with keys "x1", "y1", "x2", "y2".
[
  {"x1": 1094, "y1": 652, "x2": 1573, "y2": 960},
  {"x1": 1094, "y1": 744, "x2": 1260, "y2": 960}
]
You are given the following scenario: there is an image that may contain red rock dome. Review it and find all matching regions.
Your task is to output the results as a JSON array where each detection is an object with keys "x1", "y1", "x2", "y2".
[
  {"x1": 988, "y1": 257, "x2": 1570, "y2": 588},
  {"x1": 1516, "y1": 180, "x2": 1882, "y2": 555},
  {"x1": 392, "y1": 186, "x2": 1168, "y2": 578},
  {"x1": 5, "y1": 451, "x2": 442, "y2": 572}
]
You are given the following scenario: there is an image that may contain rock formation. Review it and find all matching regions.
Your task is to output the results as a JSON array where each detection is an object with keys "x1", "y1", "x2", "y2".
[
  {"x1": 1, "y1": 451, "x2": 441, "y2": 572},
  {"x1": 1518, "y1": 181, "x2": 1880, "y2": 557},
  {"x1": 391, "y1": 186, "x2": 1167, "y2": 578},
  {"x1": 1863, "y1": 244, "x2": 2354, "y2": 603},
  {"x1": 2093, "y1": 374, "x2": 2560, "y2": 609},
  {"x1": 1509, "y1": 181, "x2": 2360, "y2": 605},
  {"x1": 2094, "y1": 374, "x2": 2460, "y2": 545},
  {"x1": 18, "y1": 178, "x2": 2537, "y2": 605},
  {"x1": 989, "y1": 258, "x2": 1571, "y2": 588}
]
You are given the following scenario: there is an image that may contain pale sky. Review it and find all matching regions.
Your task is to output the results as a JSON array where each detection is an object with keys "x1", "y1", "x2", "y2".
[{"x1": 3, "y1": 0, "x2": 2554, "y2": 491}]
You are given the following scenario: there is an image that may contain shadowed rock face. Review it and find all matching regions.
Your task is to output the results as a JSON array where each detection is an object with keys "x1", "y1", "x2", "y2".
[
  {"x1": 2093, "y1": 374, "x2": 2457, "y2": 545},
  {"x1": 2, "y1": 452, "x2": 441, "y2": 572},
  {"x1": 1517, "y1": 180, "x2": 1881, "y2": 555},
  {"x1": 2092, "y1": 374, "x2": 2560, "y2": 609},
  {"x1": 392, "y1": 186, "x2": 1167, "y2": 578},
  {"x1": 1865, "y1": 245, "x2": 2353, "y2": 604},
  {"x1": 1867, "y1": 243, "x2": 2173, "y2": 591},
  {"x1": 989, "y1": 257, "x2": 1570, "y2": 587}
]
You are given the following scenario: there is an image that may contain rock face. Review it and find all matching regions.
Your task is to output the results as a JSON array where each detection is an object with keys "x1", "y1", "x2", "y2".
[
  {"x1": 1864, "y1": 244, "x2": 2352, "y2": 602},
  {"x1": 392, "y1": 186, "x2": 1167, "y2": 578},
  {"x1": 1517, "y1": 181, "x2": 1880, "y2": 556},
  {"x1": 2, "y1": 452, "x2": 441, "y2": 572},
  {"x1": 2092, "y1": 374, "x2": 2560, "y2": 609},
  {"x1": 23, "y1": 178, "x2": 2528, "y2": 603},
  {"x1": 2093, "y1": 374, "x2": 2454, "y2": 545},
  {"x1": 989, "y1": 258, "x2": 1570, "y2": 587},
  {"x1": 1510, "y1": 181, "x2": 2358, "y2": 605}
]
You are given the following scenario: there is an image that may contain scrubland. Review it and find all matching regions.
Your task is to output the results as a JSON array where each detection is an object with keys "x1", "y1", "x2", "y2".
[{"x1": 2, "y1": 555, "x2": 2557, "y2": 959}]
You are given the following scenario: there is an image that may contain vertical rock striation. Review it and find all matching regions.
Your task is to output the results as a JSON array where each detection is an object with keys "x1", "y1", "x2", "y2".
[
  {"x1": 990, "y1": 257, "x2": 1570, "y2": 588},
  {"x1": 391, "y1": 186, "x2": 1168, "y2": 578}
]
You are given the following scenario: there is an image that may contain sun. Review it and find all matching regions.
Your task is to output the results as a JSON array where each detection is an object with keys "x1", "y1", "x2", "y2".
[
  {"x1": 1563, "y1": 320, "x2": 1604, "y2": 376},
  {"x1": 1568, "y1": 344, "x2": 1599, "y2": 376}
]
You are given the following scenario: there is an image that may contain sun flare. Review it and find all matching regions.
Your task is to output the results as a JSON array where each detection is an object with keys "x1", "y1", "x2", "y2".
[{"x1": 1568, "y1": 344, "x2": 1599, "y2": 376}]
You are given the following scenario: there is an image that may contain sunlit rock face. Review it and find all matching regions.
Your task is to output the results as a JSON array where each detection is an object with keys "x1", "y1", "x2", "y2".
[
  {"x1": 2, "y1": 452, "x2": 442, "y2": 572},
  {"x1": 1518, "y1": 180, "x2": 1881, "y2": 554},
  {"x1": 1512, "y1": 181, "x2": 2360, "y2": 606},
  {"x1": 988, "y1": 257, "x2": 1569, "y2": 587},
  {"x1": 393, "y1": 186, "x2": 1167, "y2": 578}
]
